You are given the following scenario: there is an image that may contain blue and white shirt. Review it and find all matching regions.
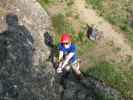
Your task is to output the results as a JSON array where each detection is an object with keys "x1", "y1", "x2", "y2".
[{"x1": 59, "y1": 43, "x2": 77, "y2": 64}]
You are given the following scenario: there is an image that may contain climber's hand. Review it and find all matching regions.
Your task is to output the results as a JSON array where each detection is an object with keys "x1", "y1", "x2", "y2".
[
  {"x1": 56, "y1": 60, "x2": 64, "y2": 73},
  {"x1": 56, "y1": 67, "x2": 63, "y2": 73}
]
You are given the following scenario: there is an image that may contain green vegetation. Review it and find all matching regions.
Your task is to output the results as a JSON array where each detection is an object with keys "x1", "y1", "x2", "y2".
[
  {"x1": 39, "y1": 0, "x2": 56, "y2": 5},
  {"x1": 66, "y1": 0, "x2": 74, "y2": 6},
  {"x1": 38, "y1": 0, "x2": 57, "y2": 9},
  {"x1": 52, "y1": 13, "x2": 75, "y2": 35},
  {"x1": 51, "y1": 13, "x2": 74, "y2": 45},
  {"x1": 88, "y1": 0, "x2": 103, "y2": 11},
  {"x1": 83, "y1": 61, "x2": 133, "y2": 99},
  {"x1": 86, "y1": 0, "x2": 133, "y2": 45}
]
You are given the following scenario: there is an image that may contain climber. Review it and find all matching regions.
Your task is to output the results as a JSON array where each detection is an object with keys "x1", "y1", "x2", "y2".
[{"x1": 56, "y1": 33, "x2": 83, "y2": 80}]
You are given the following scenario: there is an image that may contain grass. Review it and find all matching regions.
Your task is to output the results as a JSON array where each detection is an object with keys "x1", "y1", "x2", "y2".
[
  {"x1": 39, "y1": 0, "x2": 56, "y2": 5},
  {"x1": 38, "y1": 0, "x2": 57, "y2": 9},
  {"x1": 88, "y1": 0, "x2": 104, "y2": 11},
  {"x1": 66, "y1": 0, "x2": 74, "y2": 6},
  {"x1": 52, "y1": 13, "x2": 67, "y2": 35},
  {"x1": 83, "y1": 61, "x2": 133, "y2": 99},
  {"x1": 86, "y1": 0, "x2": 133, "y2": 46},
  {"x1": 84, "y1": 61, "x2": 123, "y2": 85}
]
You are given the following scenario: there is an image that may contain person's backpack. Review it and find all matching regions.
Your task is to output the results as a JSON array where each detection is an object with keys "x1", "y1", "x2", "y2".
[
  {"x1": 87, "y1": 24, "x2": 97, "y2": 40},
  {"x1": 87, "y1": 24, "x2": 103, "y2": 41}
]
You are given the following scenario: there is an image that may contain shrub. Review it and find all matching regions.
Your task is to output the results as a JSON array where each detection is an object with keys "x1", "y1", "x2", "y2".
[{"x1": 52, "y1": 13, "x2": 75, "y2": 34}]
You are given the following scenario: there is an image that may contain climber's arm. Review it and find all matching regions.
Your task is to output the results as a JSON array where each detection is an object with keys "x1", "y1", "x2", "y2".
[
  {"x1": 58, "y1": 51, "x2": 63, "y2": 62},
  {"x1": 61, "y1": 52, "x2": 74, "y2": 69}
]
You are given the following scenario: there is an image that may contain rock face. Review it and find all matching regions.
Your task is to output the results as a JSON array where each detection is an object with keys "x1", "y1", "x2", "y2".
[
  {"x1": 0, "y1": 13, "x2": 61, "y2": 100},
  {"x1": 0, "y1": 0, "x2": 124, "y2": 100},
  {"x1": 0, "y1": 0, "x2": 51, "y2": 65},
  {"x1": 0, "y1": 0, "x2": 61, "y2": 100},
  {"x1": 59, "y1": 72, "x2": 124, "y2": 100}
]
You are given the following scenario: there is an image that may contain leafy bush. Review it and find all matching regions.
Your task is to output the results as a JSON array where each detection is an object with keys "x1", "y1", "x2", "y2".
[
  {"x1": 52, "y1": 13, "x2": 75, "y2": 35},
  {"x1": 67, "y1": 0, "x2": 74, "y2": 6},
  {"x1": 88, "y1": 0, "x2": 104, "y2": 11}
]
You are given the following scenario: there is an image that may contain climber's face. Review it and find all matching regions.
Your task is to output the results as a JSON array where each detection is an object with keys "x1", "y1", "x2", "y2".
[{"x1": 63, "y1": 42, "x2": 71, "y2": 48}]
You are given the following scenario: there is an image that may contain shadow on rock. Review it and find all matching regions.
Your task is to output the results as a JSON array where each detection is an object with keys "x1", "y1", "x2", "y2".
[
  {"x1": 0, "y1": 13, "x2": 35, "y2": 99},
  {"x1": 0, "y1": 13, "x2": 62, "y2": 100}
]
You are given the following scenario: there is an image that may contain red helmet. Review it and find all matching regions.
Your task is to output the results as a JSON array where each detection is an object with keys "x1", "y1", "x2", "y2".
[{"x1": 60, "y1": 33, "x2": 71, "y2": 43}]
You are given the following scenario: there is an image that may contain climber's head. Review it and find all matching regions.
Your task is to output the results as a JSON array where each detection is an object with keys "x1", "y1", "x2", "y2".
[
  {"x1": 60, "y1": 33, "x2": 71, "y2": 43},
  {"x1": 60, "y1": 33, "x2": 71, "y2": 48},
  {"x1": 6, "y1": 13, "x2": 18, "y2": 26}
]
